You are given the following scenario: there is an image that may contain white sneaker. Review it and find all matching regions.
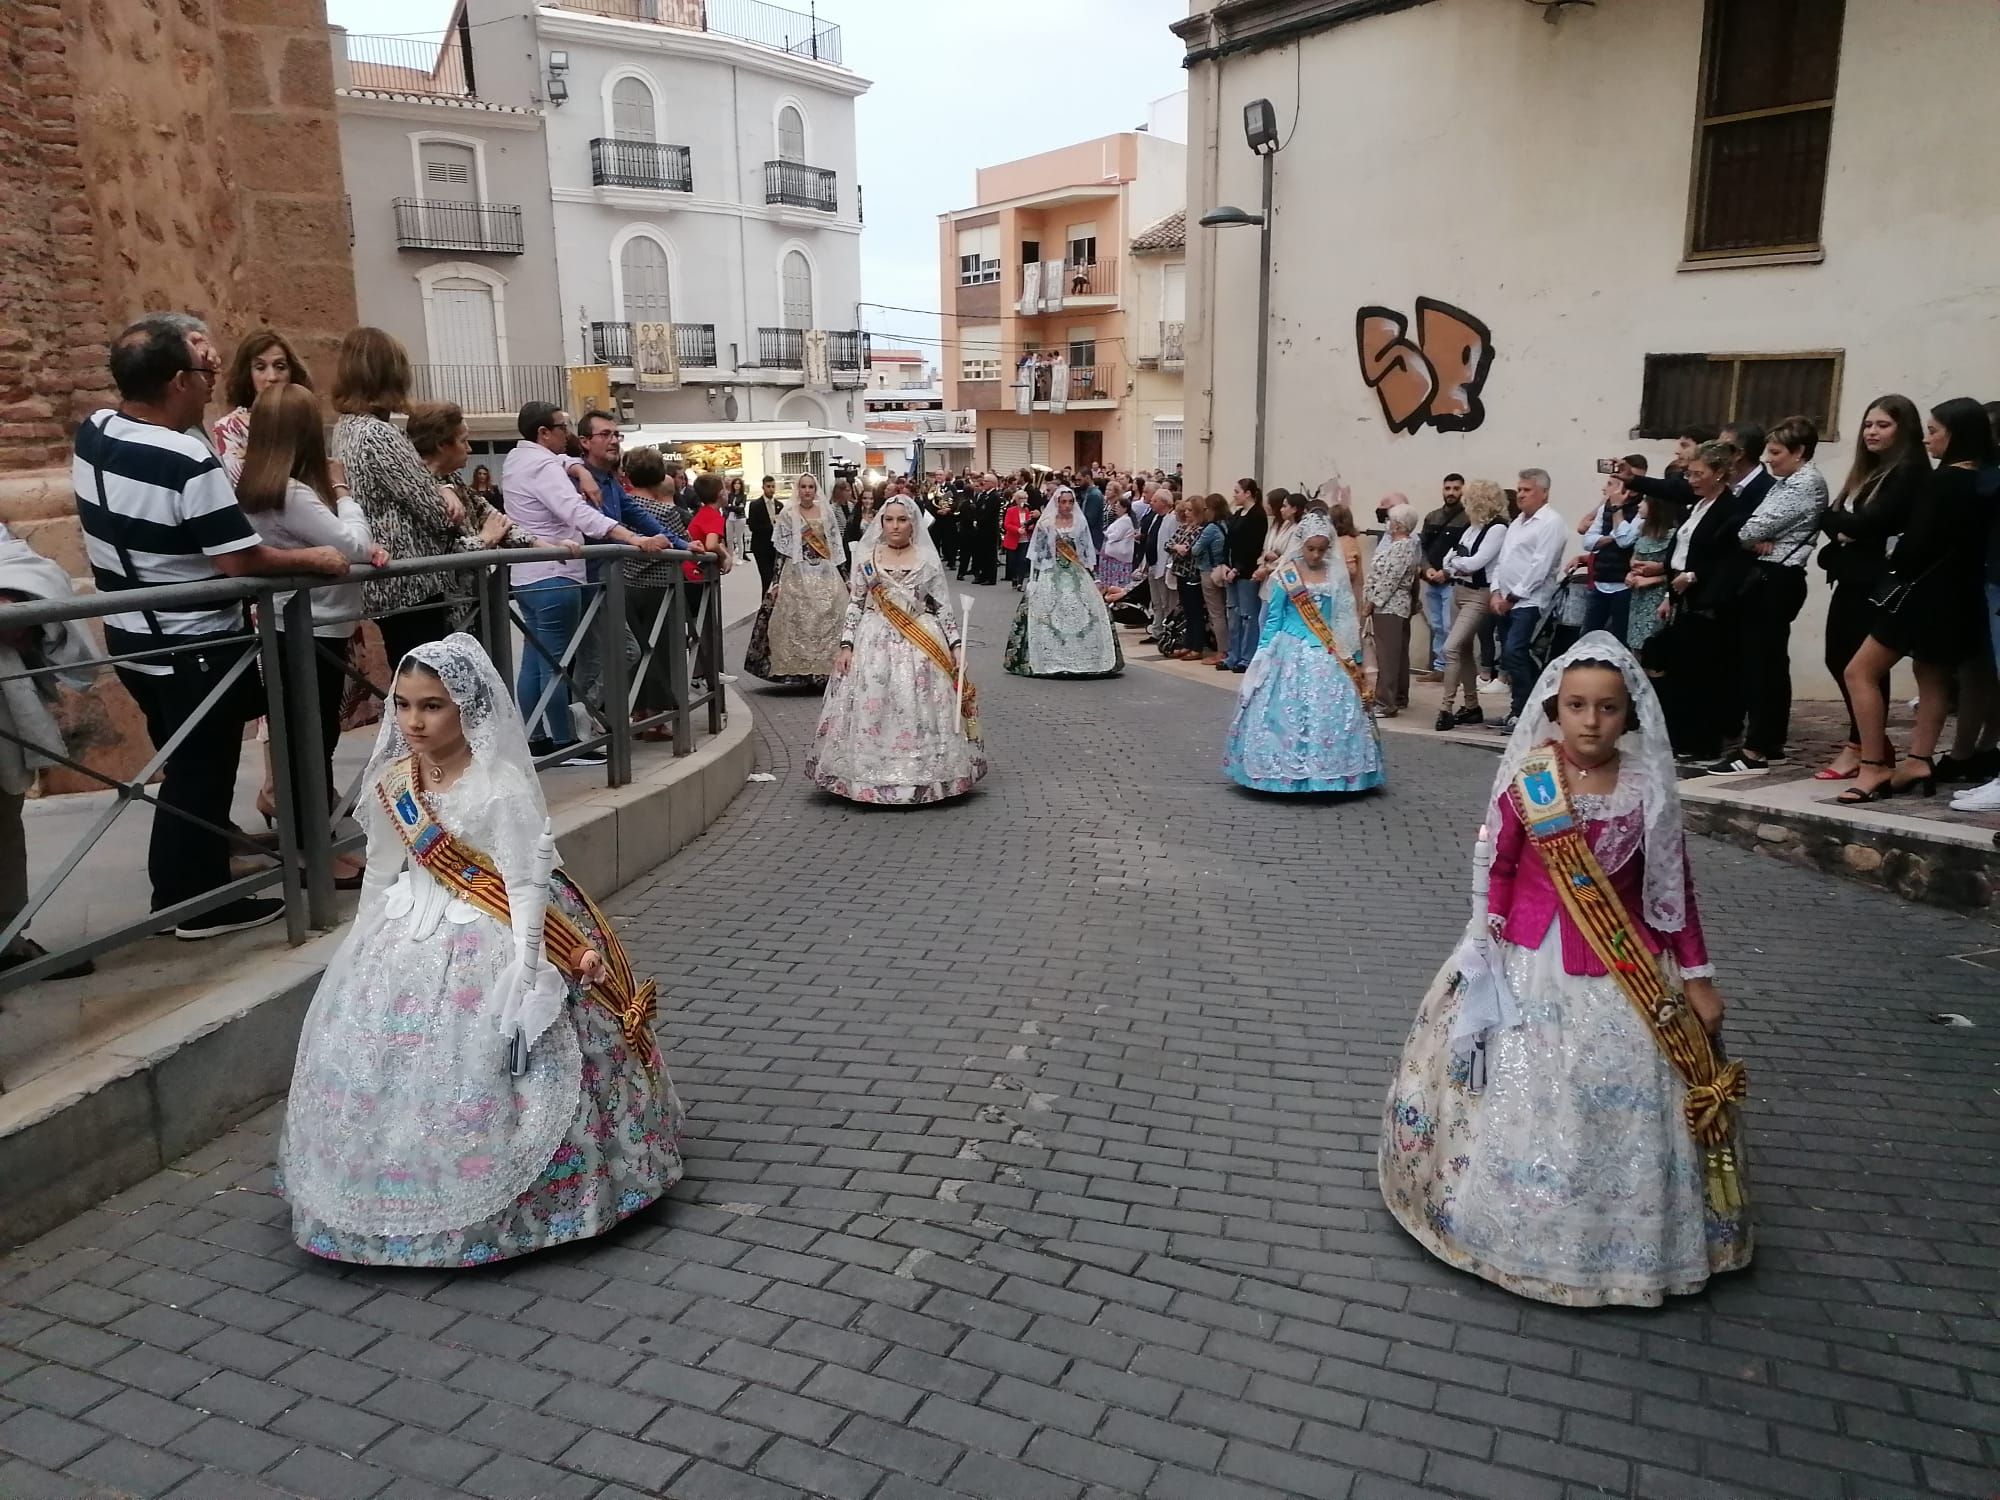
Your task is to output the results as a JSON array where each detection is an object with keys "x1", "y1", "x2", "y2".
[
  {"x1": 1949, "y1": 776, "x2": 2000, "y2": 812},
  {"x1": 1477, "y1": 675, "x2": 1508, "y2": 695}
]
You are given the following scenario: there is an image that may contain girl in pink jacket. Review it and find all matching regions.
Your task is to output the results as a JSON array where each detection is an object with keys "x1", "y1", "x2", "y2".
[{"x1": 1380, "y1": 633, "x2": 1751, "y2": 1307}]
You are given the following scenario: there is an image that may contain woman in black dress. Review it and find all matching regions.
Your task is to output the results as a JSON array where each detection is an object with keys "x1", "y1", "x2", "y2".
[
  {"x1": 1839, "y1": 397, "x2": 1995, "y2": 803},
  {"x1": 1814, "y1": 395, "x2": 1926, "y2": 780}
]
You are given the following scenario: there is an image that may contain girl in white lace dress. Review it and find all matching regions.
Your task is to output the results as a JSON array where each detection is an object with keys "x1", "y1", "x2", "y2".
[
  {"x1": 278, "y1": 636, "x2": 683, "y2": 1266},
  {"x1": 1380, "y1": 634, "x2": 1750, "y2": 1307},
  {"x1": 743, "y1": 472, "x2": 848, "y2": 686},
  {"x1": 807, "y1": 497, "x2": 987, "y2": 805}
]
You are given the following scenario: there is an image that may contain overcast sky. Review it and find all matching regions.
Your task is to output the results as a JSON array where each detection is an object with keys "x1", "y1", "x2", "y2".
[{"x1": 326, "y1": 0, "x2": 1188, "y2": 363}]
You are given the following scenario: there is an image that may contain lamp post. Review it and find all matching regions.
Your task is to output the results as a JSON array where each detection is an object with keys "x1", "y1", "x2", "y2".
[{"x1": 1198, "y1": 97, "x2": 1281, "y2": 486}]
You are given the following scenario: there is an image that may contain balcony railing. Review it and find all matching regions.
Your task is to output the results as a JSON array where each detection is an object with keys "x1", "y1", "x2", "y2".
[
  {"x1": 590, "y1": 322, "x2": 719, "y2": 369},
  {"x1": 591, "y1": 139, "x2": 694, "y2": 192},
  {"x1": 393, "y1": 198, "x2": 525, "y2": 254},
  {"x1": 829, "y1": 330, "x2": 870, "y2": 371},
  {"x1": 758, "y1": 327, "x2": 805, "y2": 369},
  {"x1": 411, "y1": 364, "x2": 567, "y2": 416},
  {"x1": 1068, "y1": 362, "x2": 1116, "y2": 401},
  {"x1": 342, "y1": 30, "x2": 473, "y2": 97},
  {"x1": 546, "y1": 0, "x2": 842, "y2": 64},
  {"x1": 1160, "y1": 321, "x2": 1185, "y2": 368},
  {"x1": 765, "y1": 160, "x2": 837, "y2": 213},
  {"x1": 1063, "y1": 257, "x2": 1117, "y2": 297}
]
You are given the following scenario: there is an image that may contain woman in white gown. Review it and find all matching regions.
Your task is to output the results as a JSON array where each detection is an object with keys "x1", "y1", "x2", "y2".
[
  {"x1": 744, "y1": 471, "x2": 848, "y2": 686},
  {"x1": 1004, "y1": 486, "x2": 1123, "y2": 678},
  {"x1": 807, "y1": 495, "x2": 987, "y2": 805},
  {"x1": 278, "y1": 635, "x2": 684, "y2": 1266}
]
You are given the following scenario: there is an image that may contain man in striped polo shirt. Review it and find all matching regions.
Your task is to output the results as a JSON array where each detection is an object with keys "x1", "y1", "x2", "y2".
[{"x1": 74, "y1": 313, "x2": 350, "y2": 939}]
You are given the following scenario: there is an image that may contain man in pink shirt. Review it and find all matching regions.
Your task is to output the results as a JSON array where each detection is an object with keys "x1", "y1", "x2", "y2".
[{"x1": 501, "y1": 401, "x2": 669, "y2": 764}]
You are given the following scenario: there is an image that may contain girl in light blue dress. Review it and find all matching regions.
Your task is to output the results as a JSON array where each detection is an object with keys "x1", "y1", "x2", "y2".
[{"x1": 1223, "y1": 512, "x2": 1385, "y2": 793}]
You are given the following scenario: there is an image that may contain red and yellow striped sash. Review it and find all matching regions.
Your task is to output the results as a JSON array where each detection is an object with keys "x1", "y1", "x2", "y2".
[
  {"x1": 861, "y1": 560, "x2": 978, "y2": 737},
  {"x1": 377, "y1": 758, "x2": 660, "y2": 1066},
  {"x1": 1510, "y1": 749, "x2": 1744, "y2": 1209},
  {"x1": 1054, "y1": 536, "x2": 1085, "y2": 570},
  {"x1": 801, "y1": 524, "x2": 832, "y2": 561}
]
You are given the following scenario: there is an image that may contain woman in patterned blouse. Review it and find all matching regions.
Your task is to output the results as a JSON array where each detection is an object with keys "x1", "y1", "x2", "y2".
[{"x1": 1364, "y1": 504, "x2": 1424, "y2": 715}]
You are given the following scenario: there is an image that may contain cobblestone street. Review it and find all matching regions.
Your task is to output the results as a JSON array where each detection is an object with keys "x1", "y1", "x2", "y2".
[{"x1": 2, "y1": 597, "x2": 1997, "y2": 1500}]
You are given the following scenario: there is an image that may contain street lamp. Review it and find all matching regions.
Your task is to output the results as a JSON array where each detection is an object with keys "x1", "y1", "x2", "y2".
[{"x1": 1200, "y1": 97, "x2": 1281, "y2": 486}]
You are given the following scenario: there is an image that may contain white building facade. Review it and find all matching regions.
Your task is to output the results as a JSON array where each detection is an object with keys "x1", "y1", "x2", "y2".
[
  {"x1": 1178, "y1": 0, "x2": 2000, "y2": 689},
  {"x1": 336, "y1": 0, "x2": 871, "y2": 460}
]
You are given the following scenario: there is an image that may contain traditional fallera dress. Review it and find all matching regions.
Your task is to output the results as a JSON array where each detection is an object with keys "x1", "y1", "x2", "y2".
[
  {"x1": 1222, "y1": 544, "x2": 1384, "y2": 793},
  {"x1": 278, "y1": 636, "x2": 683, "y2": 1267},
  {"x1": 744, "y1": 499, "x2": 848, "y2": 686},
  {"x1": 1379, "y1": 634, "x2": 1752, "y2": 1308},
  {"x1": 806, "y1": 499, "x2": 987, "y2": 805},
  {"x1": 1004, "y1": 499, "x2": 1123, "y2": 678}
]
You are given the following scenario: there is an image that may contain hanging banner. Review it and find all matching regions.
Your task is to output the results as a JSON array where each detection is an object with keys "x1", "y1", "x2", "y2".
[
  {"x1": 1040, "y1": 259, "x2": 1065, "y2": 314},
  {"x1": 1048, "y1": 355, "x2": 1069, "y2": 414},
  {"x1": 1014, "y1": 356, "x2": 1034, "y2": 416},
  {"x1": 1018, "y1": 263, "x2": 1041, "y2": 317},
  {"x1": 633, "y1": 322, "x2": 679, "y2": 391}
]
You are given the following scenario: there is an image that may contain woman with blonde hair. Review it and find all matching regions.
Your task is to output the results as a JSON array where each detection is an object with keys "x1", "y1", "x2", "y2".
[
  {"x1": 238, "y1": 384, "x2": 386, "y2": 886},
  {"x1": 1433, "y1": 480, "x2": 1511, "y2": 731}
]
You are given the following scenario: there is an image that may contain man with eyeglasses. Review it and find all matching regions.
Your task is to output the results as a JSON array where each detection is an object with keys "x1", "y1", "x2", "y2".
[
  {"x1": 72, "y1": 313, "x2": 350, "y2": 939},
  {"x1": 502, "y1": 402, "x2": 668, "y2": 765},
  {"x1": 574, "y1": 411, "x2": 667, "y2": 735}
]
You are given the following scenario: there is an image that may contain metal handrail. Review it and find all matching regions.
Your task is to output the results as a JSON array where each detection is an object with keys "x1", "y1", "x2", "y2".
[{"x1": 0, "y1": 544, "x2": 725, "y2": 1003}]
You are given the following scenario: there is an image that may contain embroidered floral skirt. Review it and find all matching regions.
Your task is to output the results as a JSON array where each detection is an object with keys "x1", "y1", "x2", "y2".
[
  {"x1": 805, "y1": 609, "x2": 986, "y2": 805},
  {"x1": 1003, "y1": 571, "x2": 1124, "y2": 678},
  {"x1": 280, "y1": 875, "x2": 685, "y2": 1268},
  {"x1": 743, "y1": 563, "x2": 845, "y2": 686},
  {"x1": 1222, "y1": 631, "x2": 1384, "y2": 793},
  {"x1": 1379, "y1": 931, "x2": 1752, "y2": 1307}
]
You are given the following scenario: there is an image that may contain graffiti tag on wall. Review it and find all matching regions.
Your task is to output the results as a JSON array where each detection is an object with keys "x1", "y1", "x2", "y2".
[{"x1": 1356, "y1": 298, "x2": 1495, "y2": 435}]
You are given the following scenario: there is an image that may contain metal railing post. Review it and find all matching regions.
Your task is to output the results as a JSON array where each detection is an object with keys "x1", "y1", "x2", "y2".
[
  {"x1": 257, "y1": 605, "x2": 309, "y2": 947},
  {"x1": 481, "y1": 561, "x2": 514, "y2": 689},
  {"x1": 603, "y1": 567, "x2": 632, "y2": 788},
  {"x1": 666, "y1": 579, "x2": 692, "y2": 754},
  {"x1": 702, "y1": 561, "x2": 725, "y2": 737},
  {"x1": 280, "y1": 594, "x2": 337, "y2": 930}
]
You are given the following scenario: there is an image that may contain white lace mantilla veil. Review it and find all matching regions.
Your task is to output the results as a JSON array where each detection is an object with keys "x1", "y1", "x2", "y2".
[
  {"x1": 1032, "y1": 488, "x2": 1097, "y2": 572},
  {"x1": 285, "y1": 633, "x2": 578, "y2": 1237},
  {"x1": 775, "y1": 478, "x2": 847, "y2": 569},
  {"x1": 1487, "y1": 630, "x2": 1689, "y2": 933},
  {"x1": 858, "y1": 494, "x2": 945, "y2": 581}
]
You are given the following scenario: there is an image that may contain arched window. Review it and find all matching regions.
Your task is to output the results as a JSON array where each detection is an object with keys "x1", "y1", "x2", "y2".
[
  {"x1": 621, "y1": 236, "x2": 672, "y2": 324},
  {"x1": 781, "y1": 250, "x2": 813, "y2": 331},
  {"x1": 776, "y1": 104, "x2": 806, "y2": 162},
  {"x1": 612, "y1": 77, "x2": 657, "y2": 143}
]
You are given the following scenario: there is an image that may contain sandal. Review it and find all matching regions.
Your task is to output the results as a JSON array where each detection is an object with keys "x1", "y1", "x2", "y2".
[
  {"x1": 1814, "y1": 743, "x2": 1863, "y2": 781},
  {"x1": 1835, "y1": 759, "x2": 1896, "y2": 805},
  {"x1": 1892, "y1": 753, "x2": 1937, "y2": 798}
]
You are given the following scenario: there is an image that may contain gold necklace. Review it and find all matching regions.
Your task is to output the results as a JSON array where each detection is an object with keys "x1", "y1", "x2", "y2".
[{"x1": 422, "y1": 746, "x2": 470, "y2": 784}]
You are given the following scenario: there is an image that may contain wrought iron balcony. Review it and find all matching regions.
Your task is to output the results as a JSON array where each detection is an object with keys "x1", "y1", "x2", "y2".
[
  {"x1": 393, "y1": 198, "x2": 525, "y2": 254},
  {"x1": 591, "y1": 139, "x2": 694, "y2": 192},
  {"x1": 589, "y1": 321, "x2": 718, "y2": 369},
  {"x1": 1063, "y1": 257, "x2": 1117, "y2": 297},
  {"x1": 764, "y1": 159, "x2": 837, "y2": 213},
  {"x1": 757, "y1": 327, "x2": 805, "y2": 369},
  {"x1": 410, "y1": 364, "x2": 568, "y2": 416},
  {"x1": 829, "y1": 330, "x2": 870, "y2": 371}
]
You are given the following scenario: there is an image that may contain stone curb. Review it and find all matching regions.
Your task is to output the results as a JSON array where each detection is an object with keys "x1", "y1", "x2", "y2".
[{"x1": 0, "y1": 689, "x2": 756, "y2": 1251}]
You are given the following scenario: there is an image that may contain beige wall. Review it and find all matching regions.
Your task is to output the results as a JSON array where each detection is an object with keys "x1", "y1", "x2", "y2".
[{"x1": 1185, "y1": 0, "x2": 2000, "y2": 695}]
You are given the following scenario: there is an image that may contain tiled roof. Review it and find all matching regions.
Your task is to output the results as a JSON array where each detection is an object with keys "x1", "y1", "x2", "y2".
[
  {"x1": 336, "y1": 88, "x2": 540, "y2": 116},
  {"x1": 1131, "y1": 209, "x2": 1185, "y2": 253}
]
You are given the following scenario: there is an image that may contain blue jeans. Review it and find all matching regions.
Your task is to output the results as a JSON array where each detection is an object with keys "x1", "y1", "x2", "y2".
[
  {"x1": 1501, "y1": 604, "x2": 1543, "y2": 719},
  {"x1": 1422, "y1": 579, "x2": 1452, "y2": 670},
  {"x1": 515, "y1": 578, "x2": 583, "y2": 745},
  {"x1": 1580, "y1": 588, "x2": 1631, "y2": 643},
  {"x1": 1226, "y1": 577, "x2": 1262, "y2": 667}
]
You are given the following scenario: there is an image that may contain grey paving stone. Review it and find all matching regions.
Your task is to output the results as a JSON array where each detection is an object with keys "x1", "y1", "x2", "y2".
[
  {"x1": 66, "y1": 1435, "x2": 198, "y2": 1498},
  {"x1": 179, "y1": 1369, "x2": 299, "y2": 1428},
  {"x1": 264, "y1": 1443, "x2": 397, "y2": 1499},
  {"x1": 270, "y1": 1396, "x2": 396, "y2": 1454},
  {"x1": 2, "y1": 1366, "x2": 119, "y2": 1420},
  {"x1": 0, "y1": 1408, "x2": 106, "y2": 1469}
]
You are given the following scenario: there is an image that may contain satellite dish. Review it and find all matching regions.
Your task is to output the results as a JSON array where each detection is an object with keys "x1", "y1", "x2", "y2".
[{"x1": 723, "y1": 393, "x2": 740, "y2": 421}]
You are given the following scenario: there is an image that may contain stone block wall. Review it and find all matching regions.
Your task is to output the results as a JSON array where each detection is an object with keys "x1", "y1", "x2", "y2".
[{"x1": 0, "y1": 0, "x2": 359, "y2": 793}]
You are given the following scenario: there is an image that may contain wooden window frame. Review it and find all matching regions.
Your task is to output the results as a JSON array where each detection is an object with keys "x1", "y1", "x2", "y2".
[
  {"x1": 1682, "y1": 0, "x2": 1843, "y2": 264},
  {"x1": 1636, "y1": 349, "x2": 1845, "y2": 441}
]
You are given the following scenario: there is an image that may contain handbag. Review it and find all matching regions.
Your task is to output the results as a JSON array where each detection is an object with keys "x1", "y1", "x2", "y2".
[{"x1": 1867, "y1": 560, "x2": 1940, "y2": 616}]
